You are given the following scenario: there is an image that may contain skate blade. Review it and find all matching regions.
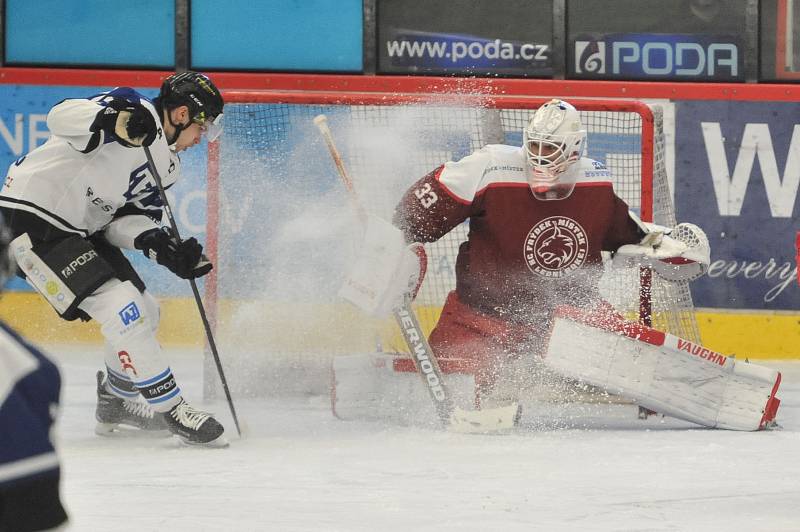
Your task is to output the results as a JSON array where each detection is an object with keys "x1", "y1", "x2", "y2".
[
  {"x1": 176, "y1": 434, "x2": 230, "y2": 449},
  {"x1": 95, "y1": 422, "x2": 171, "y2": 439}
]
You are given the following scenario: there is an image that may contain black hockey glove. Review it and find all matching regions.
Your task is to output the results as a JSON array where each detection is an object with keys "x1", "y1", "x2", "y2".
[
  {"x1": 134, "y1": 228, "x2": 213, "y2": 279},
  {"x1": 95, "y1": 99, "x2": 158, "y2": 148}
]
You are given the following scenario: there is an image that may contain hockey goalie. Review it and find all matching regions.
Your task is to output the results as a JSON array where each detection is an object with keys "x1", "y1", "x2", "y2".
[{"x1": 334, "y1": 99, "x2": 781, "y2": 431}]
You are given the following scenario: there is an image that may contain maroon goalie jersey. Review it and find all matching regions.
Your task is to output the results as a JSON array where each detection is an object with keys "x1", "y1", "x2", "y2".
[{"x1": 393, "y1": 144, "x2": 643, "y2": 324}]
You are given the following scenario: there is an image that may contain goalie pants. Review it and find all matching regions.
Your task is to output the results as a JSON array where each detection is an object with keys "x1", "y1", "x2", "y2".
[{"x1": 428, "y1": 291, "x2": 546, "y2": 395}]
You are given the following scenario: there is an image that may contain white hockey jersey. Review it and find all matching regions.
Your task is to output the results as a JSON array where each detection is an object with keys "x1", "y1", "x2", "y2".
[{"x1": 0, "y1": 87, "x2": 179, "y2": 249}]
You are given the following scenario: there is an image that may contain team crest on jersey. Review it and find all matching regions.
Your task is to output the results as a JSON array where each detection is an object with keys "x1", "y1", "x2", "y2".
[{"x1": 524, "y1": 216, "x2": 588, "y2": 277}]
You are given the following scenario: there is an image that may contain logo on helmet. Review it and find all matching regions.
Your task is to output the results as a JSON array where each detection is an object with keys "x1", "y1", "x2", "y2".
[
  {"x1": 195, "y1": 76, "x2": 216, "y2": 96},
  {"x1": 524, "y1": 216, "x2": 588, "y2": 277},
  {"x1": 532, "y1": 104, "x2": 567, "y2": 132}
]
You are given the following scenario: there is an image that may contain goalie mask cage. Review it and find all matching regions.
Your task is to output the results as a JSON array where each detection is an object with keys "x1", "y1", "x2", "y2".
[{"x1": 205, "y1": 91, "x2": 700, "y2": 397}]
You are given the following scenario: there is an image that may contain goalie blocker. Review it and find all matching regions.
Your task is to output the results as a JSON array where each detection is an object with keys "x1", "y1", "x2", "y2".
[{"x1": 543, "y1": 306, "x2": 781, "y2": 431}]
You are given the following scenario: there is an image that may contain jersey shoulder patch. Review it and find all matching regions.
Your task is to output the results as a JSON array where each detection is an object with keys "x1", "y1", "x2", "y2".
[{"x1": 572, "y1": 157, "x2": 612, "y2": 184}]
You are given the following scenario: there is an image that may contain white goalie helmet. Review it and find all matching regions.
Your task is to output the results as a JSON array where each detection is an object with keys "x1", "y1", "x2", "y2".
[{"x1": 523, "y1": 99, "x2": 587, "y2": 200}]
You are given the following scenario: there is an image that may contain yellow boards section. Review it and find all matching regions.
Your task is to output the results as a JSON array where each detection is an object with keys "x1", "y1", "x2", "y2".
[
  {"x1": 696, "y1": 309, "x2": 800, "y2": 360},
  {"x1": 1, "y1": 292, "x2": 798, "y2": 359},
  {"x1": 0, "y1": 292, "x2": 203, "y2": 346}
]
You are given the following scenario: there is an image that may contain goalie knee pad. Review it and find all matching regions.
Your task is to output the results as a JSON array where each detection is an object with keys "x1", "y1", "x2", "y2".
[{"x1": 11, "y1": 233, "x2": 115, "y2": 320}]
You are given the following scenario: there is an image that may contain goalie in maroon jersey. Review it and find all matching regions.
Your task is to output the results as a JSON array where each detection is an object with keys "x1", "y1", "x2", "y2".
[{"x1": 392, "y1": 99, "x2": 710, "y2": 401}]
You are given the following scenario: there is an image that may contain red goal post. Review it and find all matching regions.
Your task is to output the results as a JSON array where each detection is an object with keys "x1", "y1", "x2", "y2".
[{"x1": 203, "y1": 89, "x2": 698, "y2": 396}]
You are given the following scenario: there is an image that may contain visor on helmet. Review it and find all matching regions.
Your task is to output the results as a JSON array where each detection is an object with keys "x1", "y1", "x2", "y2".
[
  {"x1": 194, "y1": 112, "x2": 224, "y2": 142},
  {"x1": 528, "y1": 169, "x2": 578, "y2": 200}
]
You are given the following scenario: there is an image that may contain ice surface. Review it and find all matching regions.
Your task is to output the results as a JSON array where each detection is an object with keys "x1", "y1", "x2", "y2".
[{"x1": 50, "y1": 344, "x2": 800, "y2": 531}]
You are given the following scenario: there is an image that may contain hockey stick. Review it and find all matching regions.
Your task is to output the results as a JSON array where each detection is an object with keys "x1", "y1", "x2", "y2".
[
  {"x1": 313, "y1": 114, "x2": 520, "y2": 433},
  {"x1": 142, "y1": 145, "x2": 242, "y2": 437}
]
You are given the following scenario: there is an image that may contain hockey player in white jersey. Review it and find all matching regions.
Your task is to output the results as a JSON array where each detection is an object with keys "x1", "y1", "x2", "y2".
[{"x1": 0, "y1": 71, "x2": 226, "y2": 446}]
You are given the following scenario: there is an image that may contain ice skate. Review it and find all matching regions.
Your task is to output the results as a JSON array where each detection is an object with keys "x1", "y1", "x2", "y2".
[
  {"x1": 95, "y1": 371, "x2": 169, "y2": 436},
  {"x1": 165, "y1": 398, "x2": 227, "y2": 447}
]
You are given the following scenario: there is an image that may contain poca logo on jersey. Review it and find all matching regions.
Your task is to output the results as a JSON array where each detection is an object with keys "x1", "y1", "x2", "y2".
[
  {"x1": 524, "y1": 216, "x2": 587, "y2": 277},
  {"x1": 573, "y1": 34, "x2": 741, "y2": 80}
]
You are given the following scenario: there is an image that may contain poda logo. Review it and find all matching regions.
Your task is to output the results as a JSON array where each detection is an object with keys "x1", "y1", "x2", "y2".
[
  {"x1": 524, "y1": 216, "x2": 588, "y2": 277},
  {"x1": 61, "y1": 250, "x2": 98, "y2": 278}
]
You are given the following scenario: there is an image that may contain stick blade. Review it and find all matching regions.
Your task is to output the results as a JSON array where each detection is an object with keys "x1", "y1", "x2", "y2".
[{"x1": 448, "y1": 403, "x2": 522, "y2": 434}]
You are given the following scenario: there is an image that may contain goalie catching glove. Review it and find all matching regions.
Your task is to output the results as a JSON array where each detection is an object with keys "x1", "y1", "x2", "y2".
[
  {"x1": 134, "y1": 228, "x2": 213, "y2": 279},
  {"x1": 613, "y1": 213, "x2": 710, "y2": 281},
  {"x1": 339, "y1": 215, "x2": 424, "y2": 317}
]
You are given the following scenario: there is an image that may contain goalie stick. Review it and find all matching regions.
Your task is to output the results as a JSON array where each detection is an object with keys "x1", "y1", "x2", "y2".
[
  {"x1": 313, "y1": 114, "x2": 520, "y2": 433},
  {"x1": 142, "y1": 145, "x2": 242, "y2": 438}
]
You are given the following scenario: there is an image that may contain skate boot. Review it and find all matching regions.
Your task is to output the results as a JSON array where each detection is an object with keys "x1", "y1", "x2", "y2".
[
  {"x1": 165, "y1": 398, "x2": 227, "y2": 447},
  {"x1": 95, "y1": 371, "x2": 169, "y2": 436}
]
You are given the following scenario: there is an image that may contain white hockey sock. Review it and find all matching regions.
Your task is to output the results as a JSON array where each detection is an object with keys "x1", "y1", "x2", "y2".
[
  {"x1": 80, "y1": 279, "x2": 183, "y2": 413},
  {"x1": 131, "y1": 368, "x2": 182, "y2": 413}
]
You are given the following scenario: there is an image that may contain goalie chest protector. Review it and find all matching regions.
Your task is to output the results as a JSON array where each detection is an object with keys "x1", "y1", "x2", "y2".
[{"x1": 394, "y1": 148, "x2": 642, "y2": 319}]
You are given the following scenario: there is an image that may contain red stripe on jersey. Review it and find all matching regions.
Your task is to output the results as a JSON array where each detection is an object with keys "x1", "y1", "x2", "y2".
[
  {"x1": 471, "y1": 179, "x2": 613, "y2": 199},
  {"x1": 436, "y1": 168, "x2": 615, "y2": 205},
  {"x1": 574, "y1": 181, "x2": 613, "y2": 188}
]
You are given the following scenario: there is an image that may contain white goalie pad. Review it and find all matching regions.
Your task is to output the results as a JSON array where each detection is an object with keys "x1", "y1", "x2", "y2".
[
  {"x1": 338, "y1": 215, "x2": 423, "y2": 317},
  {"x1": 542, "y1": 307, "x2": 781, "y2": 431}
]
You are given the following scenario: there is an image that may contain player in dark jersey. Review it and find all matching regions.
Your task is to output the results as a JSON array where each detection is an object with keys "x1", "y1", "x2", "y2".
[{"x1": 0, "y1": 213, "x2": 69, "y2": 530}]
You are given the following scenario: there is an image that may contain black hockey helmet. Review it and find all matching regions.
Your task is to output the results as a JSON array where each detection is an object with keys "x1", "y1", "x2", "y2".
[{"x1": 157, "y1": 71, "x2": 224, "y2": 142}]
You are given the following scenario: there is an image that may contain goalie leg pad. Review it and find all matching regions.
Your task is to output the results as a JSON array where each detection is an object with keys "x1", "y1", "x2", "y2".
[{"x1": 543, "y1": 309, "x2": 781, "y2": 431}]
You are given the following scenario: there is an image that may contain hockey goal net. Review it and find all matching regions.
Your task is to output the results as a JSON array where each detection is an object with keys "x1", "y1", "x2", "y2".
[{"x1": 204, "y1": 91, "x2": 700, "y2": 397}]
